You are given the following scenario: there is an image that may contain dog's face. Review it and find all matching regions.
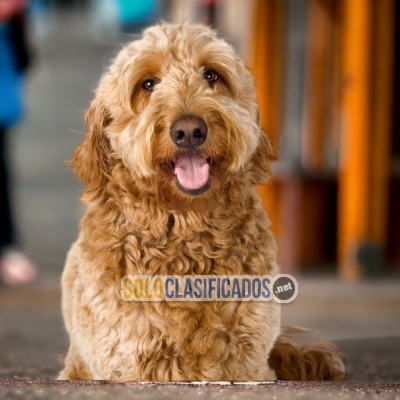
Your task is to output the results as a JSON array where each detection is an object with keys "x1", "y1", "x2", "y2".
[{"x1": 71, "y1": 24, "x2": 276, "y2": 211}]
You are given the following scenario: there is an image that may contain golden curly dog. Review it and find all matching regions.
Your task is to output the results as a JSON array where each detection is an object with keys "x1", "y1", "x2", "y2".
[{"x1": 59, "y1": 23, "x2": 344, "y2": 381}]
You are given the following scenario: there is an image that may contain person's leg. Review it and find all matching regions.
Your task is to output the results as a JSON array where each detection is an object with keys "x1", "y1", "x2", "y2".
[
  {"x1": 0, "y1": 126, "x2": 16, "y2": 249},
  {"x1": 0, "y1": 126, "x2": 36, "y2": 285}
]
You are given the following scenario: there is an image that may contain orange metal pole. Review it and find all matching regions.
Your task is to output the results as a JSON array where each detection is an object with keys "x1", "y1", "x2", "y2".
[{"x1": 338, "y1": 0, "x2": 373, "y2": 280}]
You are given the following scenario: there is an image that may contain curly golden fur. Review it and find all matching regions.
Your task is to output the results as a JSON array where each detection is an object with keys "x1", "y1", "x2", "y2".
[{"x1": 58, "y1": 23, "x2": 344, "y2": 381}]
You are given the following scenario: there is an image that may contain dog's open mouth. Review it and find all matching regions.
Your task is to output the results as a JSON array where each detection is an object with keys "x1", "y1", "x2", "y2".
[{"x1": 165, "y1": 154, "x2": 211, "y2": 196}]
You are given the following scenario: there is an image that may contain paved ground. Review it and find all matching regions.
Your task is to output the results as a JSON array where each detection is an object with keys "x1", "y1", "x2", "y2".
[
  {"x1": 0, "y1": 6, "x2": 399, "y2": 400},
  {"x1": 0, "y1": 380, "x2": 400, "y2": 400},
  {"x1": 1, "y1": 279, "x2": 399, "y2": 398}
]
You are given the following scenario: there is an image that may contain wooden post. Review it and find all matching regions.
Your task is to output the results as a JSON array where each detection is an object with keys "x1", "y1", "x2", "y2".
[
  {"x1": 370, "y1": 0, "x2": 395, "y2": 248},
  {"x1": 278, "y1": 171, "x2": 302, "y2": 275},
  {"x1": 302, "y1": 0, "x2": 333, "y2": 171},
  {"x1": 338, "y1": 0, "x2": 373, "y2": 281},
  {"x1": 251, "y1": 0, "x2": 285, "y2": 144},
  {"x1": 338, "y1": 0, "x2": 394, "y2": 280},
  {"x1": 251, "y1": 0, "x2": 286, "y2": 239}
]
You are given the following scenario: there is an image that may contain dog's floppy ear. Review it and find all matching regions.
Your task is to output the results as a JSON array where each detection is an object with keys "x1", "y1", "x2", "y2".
[
  {"x1": 70, "y1": 99, "x2": 114, "y2": 195},
  {"x1": 250, "y1": 129, "x2": 278, "y2": 185}
]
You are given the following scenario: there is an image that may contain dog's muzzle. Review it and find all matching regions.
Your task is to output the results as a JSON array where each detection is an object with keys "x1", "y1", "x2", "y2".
[{"x1": 169, "y1": 116, "x2": 211, "y2": 195}]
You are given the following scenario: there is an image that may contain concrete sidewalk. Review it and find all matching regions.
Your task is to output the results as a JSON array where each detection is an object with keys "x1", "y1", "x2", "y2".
[
  {"x1": 2, "y1": 278, "x2": 400, "y2": 379},
  {"x1": 0, "y1": 380, "x2": 399, "y2": 400},
  {"x1": 0, "y1": 279, "x2": 400, "y2": 398}
]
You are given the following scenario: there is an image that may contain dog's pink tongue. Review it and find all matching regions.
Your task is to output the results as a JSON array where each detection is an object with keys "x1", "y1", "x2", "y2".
[{"x1": 175, "y1": 155, "x2": 209, "y2": 190}]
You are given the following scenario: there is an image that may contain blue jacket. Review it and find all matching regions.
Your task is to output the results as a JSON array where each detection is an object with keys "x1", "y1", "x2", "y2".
[{"x1": 0, "y1": 22, "x2": 24, "y2": 128}]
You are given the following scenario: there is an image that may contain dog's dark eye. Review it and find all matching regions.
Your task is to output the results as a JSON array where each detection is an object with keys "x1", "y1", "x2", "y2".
[
  {"x1": 203, "y1": 70, "x2": 218, "y2": 84},
  {"x1": 142, "y1": 79, "x2": 157, "y2": 92}
]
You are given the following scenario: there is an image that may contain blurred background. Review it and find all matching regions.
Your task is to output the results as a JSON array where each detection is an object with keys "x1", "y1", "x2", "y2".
[{"x1": 0, "y1": 0, "x2": 399, "y2": 384}]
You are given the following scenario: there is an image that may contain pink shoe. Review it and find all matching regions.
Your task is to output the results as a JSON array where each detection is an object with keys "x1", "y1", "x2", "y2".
[{"x1": 0, "y1": 250, "x2": 37, "y2": 286}]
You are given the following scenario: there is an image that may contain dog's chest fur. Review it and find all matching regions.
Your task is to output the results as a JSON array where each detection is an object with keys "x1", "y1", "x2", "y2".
[
  {"x1": 62, "y1": 179, "x2": 279, "y2": 381},
  {"x1": 81, "y1": 175, "x2": 277, "y2": 278}
]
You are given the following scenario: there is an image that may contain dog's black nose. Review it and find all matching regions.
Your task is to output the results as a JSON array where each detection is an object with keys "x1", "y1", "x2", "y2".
[{"x1": 170, "y1": 116, "x2": 208, "y2": 149}]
